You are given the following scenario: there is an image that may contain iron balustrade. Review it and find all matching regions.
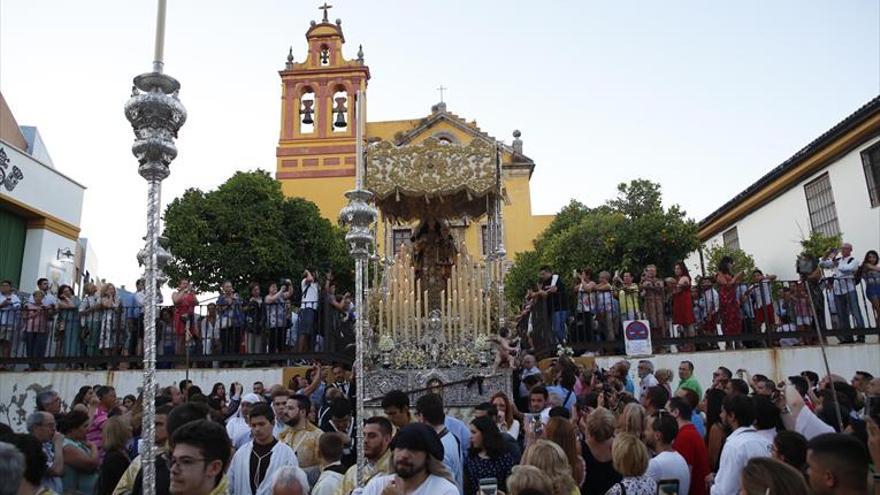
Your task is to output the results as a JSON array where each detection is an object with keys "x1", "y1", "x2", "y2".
[
  {"x1": 0, "y1": 301, "x2": 354, "y2": 369},
  {"x1": 521, "y1": 277, "x2": 879, "y2": 358}
]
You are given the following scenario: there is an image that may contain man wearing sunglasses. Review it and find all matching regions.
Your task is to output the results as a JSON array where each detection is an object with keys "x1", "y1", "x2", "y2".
[{"x1": 169, "y1": 420, "x2": 231, "y2": 495}]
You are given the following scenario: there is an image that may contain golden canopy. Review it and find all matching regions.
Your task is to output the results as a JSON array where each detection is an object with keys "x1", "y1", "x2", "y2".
[{"x1": 366, "y1": 137, "x2": 498, "y2": 220}]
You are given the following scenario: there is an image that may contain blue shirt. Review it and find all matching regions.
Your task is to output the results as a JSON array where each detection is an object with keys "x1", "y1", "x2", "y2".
[
  {"x1": 691, "y1": 411, "x2": 706, "y2": 438},
  {"x1": 624, "y1": 376, "x2": 635, "y2": 395},
  {"x1": 445, "y1": 415, "x2": 470, "y2": 460},
  {"x1": 546, "y1": 385, "x2": 576, "y2": 409},
  {"x1": 118, "y1": 289, "x2": 139, "y2": 319}
]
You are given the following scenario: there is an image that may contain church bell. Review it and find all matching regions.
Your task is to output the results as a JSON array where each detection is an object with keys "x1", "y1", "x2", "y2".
[{"x1": 334, "y1": 109, "x2": 347, "y2": 128}]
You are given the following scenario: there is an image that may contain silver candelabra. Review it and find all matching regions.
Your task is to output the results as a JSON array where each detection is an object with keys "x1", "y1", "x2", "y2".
[
  {"x1": 339, "y1": 89, "x2": 377, "y2": 488},
  {"x1": 123, "y1": 1, "x2": 186, "y2": 494}
]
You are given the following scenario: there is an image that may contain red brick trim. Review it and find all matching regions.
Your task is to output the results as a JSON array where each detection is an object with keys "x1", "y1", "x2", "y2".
[{"x1": 276, "y1": 168, "x2": 355, "y2": 179}]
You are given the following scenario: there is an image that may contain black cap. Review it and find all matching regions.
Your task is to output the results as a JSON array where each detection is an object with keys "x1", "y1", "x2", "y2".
[{"x1": 391, "y1": 423, "x2": 444, "y2": 461}]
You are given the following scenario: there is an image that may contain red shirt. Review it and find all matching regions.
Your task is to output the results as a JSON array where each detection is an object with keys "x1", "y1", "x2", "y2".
[{"x1": 673, "y1": 422, "x2": 709, "y2": 495}]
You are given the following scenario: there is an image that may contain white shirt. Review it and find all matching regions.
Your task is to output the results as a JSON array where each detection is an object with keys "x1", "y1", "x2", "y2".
[
  {"x1": 311, "y1": 465, "x2": 344, "y2": 495},
  {"x1": 228, "y1": 440, "x2": 300, "y2": 495},
  {"x1": 639, "y1": 373, "x2": 659, "y2": 399},
  {"x1": 646, "y1": 450, "x2": 690, "y2": 495},
  {"x1": 710, "y1": 426, "x2": 771, "y2": 495},
  {"x1": 301, "y1": 278, "x2": 320, "y2": 308},
  {"x1": 0, "y1": 293, "x2": 21, "y2": 326},
  {"x1": 820, "y1": 256, "x2": 859, "y2": 294},
  {"x1": 363, "y1": 473, "x2": 459, "y2": 495}
]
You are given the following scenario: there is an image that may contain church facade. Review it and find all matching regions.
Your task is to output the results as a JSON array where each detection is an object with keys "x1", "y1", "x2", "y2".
[{"x1": 274, "y1": 9, "x2": 553, "y2": 259}]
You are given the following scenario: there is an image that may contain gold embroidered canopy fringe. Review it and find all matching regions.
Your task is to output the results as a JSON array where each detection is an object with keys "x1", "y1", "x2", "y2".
[{"x1": 366, "y1": 137, "x2": 498, "y2": 220}]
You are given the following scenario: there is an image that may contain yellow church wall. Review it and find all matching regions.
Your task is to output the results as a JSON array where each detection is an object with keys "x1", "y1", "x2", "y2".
[{"x1": 279, "y1": 175, "x2": 354, "y2": 222}]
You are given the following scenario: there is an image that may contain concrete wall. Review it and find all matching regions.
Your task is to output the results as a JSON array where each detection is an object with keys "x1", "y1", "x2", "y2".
[
  {"x1": 1, "y1": 343, "x2": 877, "y2": 432},
  {"x1": 688, "y1": 136, "x2": 880, "y2": 279}
]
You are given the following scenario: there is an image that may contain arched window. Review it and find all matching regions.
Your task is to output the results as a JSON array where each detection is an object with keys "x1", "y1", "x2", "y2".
[
  {"x1": 332, "y1": 88, "x2": 348, "y2": 132},
  {"x1": 299, "y1": 87, "x2": 316, "y2": 134},
  {"x1": 433, "y1": 131, "x2": 457, "y2": 145}
]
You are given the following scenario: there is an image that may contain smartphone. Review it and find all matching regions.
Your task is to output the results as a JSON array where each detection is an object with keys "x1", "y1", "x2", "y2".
[
  {"x1": 657, "y1": 479, "x2": 680, "y2": 495},
  {"x1": 479, "y1": 477, "x2": 498, "y2": 495}
]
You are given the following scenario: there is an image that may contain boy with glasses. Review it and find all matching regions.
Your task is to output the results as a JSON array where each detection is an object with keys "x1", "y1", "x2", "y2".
[{"x1": 168, "y1": 420, "x2": 231, "y2": 495}]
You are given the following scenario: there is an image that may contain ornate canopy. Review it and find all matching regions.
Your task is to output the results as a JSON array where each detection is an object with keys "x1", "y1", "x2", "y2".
[{"x1": 366, "y1": 137, "x2": 498, "y2": 220}]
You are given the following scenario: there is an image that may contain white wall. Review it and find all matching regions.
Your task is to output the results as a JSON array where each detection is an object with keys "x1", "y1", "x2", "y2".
[
  {"x1": 692, "y1": 136, "x2": 880, "y2": 279},
  {"x1": 19, "y1": 229, "x2": 78, "y2": 292},
  {"x1": 1, "y1": 344, "x2": 878, "y2": 432},
  {"x1": 0, "y1": 367, "x2": 283, "y2": 432},
  {"x1": 0, "y1": 139, "x2": 85, "y2": 227}
]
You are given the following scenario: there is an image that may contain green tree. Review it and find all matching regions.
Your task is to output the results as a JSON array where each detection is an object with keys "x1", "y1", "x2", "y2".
[
  {"x1": 799, "y1": 231, "x2": 843, "y2": 259},
  {"x1": 504, "y1": 179, "x2": 699, "y2": 307},
  {"x1": 162, "y1": 170, "x2": 352, "y2": 293},
  {"x1": 703, "y1": 243, "x2": 756, "y2": 276}
]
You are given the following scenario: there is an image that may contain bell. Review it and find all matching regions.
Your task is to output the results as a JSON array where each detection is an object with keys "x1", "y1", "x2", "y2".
[
  {"x1": 301, "y1": 100, "x2": 314, "y2": 125},
  {"x1": 334, "y1": 110, "x2": 347, "y2": 128}
]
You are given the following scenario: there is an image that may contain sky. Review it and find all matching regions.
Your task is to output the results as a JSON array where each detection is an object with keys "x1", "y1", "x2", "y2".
[{"x1": 1, "y1": 0, "x2": 878, "y2": 289}]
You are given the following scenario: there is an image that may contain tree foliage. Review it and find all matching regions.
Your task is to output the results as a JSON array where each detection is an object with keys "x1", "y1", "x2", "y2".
[
  {"x1": 799, "y1": 231, "x2": 843, "y2": 259},
  {"x1": 703, "y1": 244, "x2": 756, "y2": 276},
  {"x1": 162, "y1": 170, "x2": 352, "y2": 293},
  {"x1": 505, "y1": 179, "x2": 699, "y2": 307}
]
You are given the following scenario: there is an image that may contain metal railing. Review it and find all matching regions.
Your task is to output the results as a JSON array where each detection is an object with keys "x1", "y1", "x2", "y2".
[
  {"x1": 0, "y1": 301, "x2": 354, "y2": 369},
  {"x1": 520, "y1": 277, "x2": 880, "y2": 357}
]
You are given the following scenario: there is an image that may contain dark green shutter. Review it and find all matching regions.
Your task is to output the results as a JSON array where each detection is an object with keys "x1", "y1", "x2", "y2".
[{"x1": 0, "y1": 206, "x2": 26, "y2": 287}]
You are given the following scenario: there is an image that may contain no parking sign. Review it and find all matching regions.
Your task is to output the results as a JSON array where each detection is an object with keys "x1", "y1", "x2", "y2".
[{"x1": 623, "y1": 319, "x2": 652, "y2": 356}]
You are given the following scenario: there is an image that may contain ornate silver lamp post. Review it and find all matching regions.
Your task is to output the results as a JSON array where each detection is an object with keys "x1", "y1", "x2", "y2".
[
  {"x1": 339, "y1": 89, "x2": 376, "y2": 487},
  {"x1": 124, "y1": 1, "x2": 186, "y2": 493}
]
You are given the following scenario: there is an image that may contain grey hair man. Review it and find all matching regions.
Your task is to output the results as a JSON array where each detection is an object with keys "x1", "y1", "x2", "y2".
[
  {"x1": 35, "y1": 390, "x2": 61, "y2": 416},
  {"x1": 26, "y1": 411, "x2": 63, "y2": 492},
  {"x1": 637, "y1": 360, "x2": 659, "y2": 399},
  {"x1": 271, "y1": 466, "x2": 308, "y2": 495},
  {"x1": 0, "y1": 441, "x2": 24, "y2": 495}
]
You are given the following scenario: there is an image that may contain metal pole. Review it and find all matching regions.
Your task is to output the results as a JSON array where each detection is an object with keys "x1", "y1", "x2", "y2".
[
  {"x1": 354, "y1": 90, "x2": 366, "y2": 486},
  {"x1": 141, "y1": 178, "x2": 160, "y2": 495},
  {"x1": 804, "y1": 279, "x2": 844, "y2": 432},
  {"x1": 340, "y1": 89, "x2": 376, "y2": 488},
  {"x1": 125, "y1": 3, "x2": 186, "y2": 492}
]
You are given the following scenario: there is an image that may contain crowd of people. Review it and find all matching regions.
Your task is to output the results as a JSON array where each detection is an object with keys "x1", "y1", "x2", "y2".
[
  {"x1": 0, "y1": 355, "x2": 878, "y2": 495},
  {"x1": 518, "y1": 242, "x2": 879, "y2": 354},
  {"x1": 0, "y1": 269, "x2": 356, "y2": 370}
]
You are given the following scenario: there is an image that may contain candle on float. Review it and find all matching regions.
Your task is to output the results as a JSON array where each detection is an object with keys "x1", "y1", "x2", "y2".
[
  {"x1": 486, "y1": 295, "x2": 491, "y2": 335},
  {"x1": 452, "y1": 289, "x2": 459, "y2": 338},
  {"x1": 440, "y1": 289, "x2": 446, "y2": 336},
  {"x1": 379, "y1": 298, "x2": 384, "y2": 336},
  {"x1": 473, "y1": 296, "x2": 479, "y2": 337},
  {"x1": 415, "y1": 289, "x2": 421, "y2": 340}
]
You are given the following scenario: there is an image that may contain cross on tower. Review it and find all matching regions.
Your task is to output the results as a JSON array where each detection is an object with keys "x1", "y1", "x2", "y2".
[
  {"x1": 437, "y1": 85, "x2": 448, "y2": 103},
  {"x1": 319, "y1": 2, "x2": 333, "y2": 22}
]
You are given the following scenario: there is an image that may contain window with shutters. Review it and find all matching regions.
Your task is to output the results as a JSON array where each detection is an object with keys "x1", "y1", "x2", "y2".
[
  {"x1": 722, "y1": 227, "x2": 740, "y2": 251},
  {"x1": 861, "y1": 141, "x2": 880, "y2": 207},
  {"x1": 803, "y1": 173, "x2": 840, "y2": 236}
]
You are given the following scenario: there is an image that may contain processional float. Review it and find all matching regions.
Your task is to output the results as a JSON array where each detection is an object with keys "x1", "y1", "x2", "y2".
[{"x1": 345, "y1": 130, "x2": 513, "y2": 419}]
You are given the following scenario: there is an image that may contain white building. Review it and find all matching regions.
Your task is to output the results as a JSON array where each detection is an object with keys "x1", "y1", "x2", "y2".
[
  {"x1": 0, "y1": 92, "x2": 87, "y2": 292},
  {"x1": 691, "y1": 96, "x2": 880, "y2": 280}
]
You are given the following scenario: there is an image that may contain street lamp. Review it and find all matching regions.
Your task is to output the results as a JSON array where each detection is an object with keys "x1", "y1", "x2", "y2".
[{"x1": 123, "y1": 1, "x2": 186, "y2": 493}]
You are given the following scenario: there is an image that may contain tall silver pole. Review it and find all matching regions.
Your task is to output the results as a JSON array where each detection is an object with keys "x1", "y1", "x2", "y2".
[
  {"x1": 339, "y1": 90, "x2": 376, "y2": 487},
  {"x1": 124, "y1": 2, "x2": 186, "y2": 493}
]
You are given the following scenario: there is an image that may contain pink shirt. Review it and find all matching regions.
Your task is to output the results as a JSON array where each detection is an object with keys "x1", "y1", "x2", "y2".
[{"x1": 86, "y1": 406, "x2": 109, "y2": 459}]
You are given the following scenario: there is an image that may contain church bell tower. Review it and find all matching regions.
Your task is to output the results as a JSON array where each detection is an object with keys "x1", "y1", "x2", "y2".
[{"x1": 275, "y1": 4, "x2": 370, "y2": 219}]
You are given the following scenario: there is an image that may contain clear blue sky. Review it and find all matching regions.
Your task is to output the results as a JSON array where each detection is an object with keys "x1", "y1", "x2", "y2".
[{"x1": 1, "y1": 0, "x2": 878, "y2": 287}]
